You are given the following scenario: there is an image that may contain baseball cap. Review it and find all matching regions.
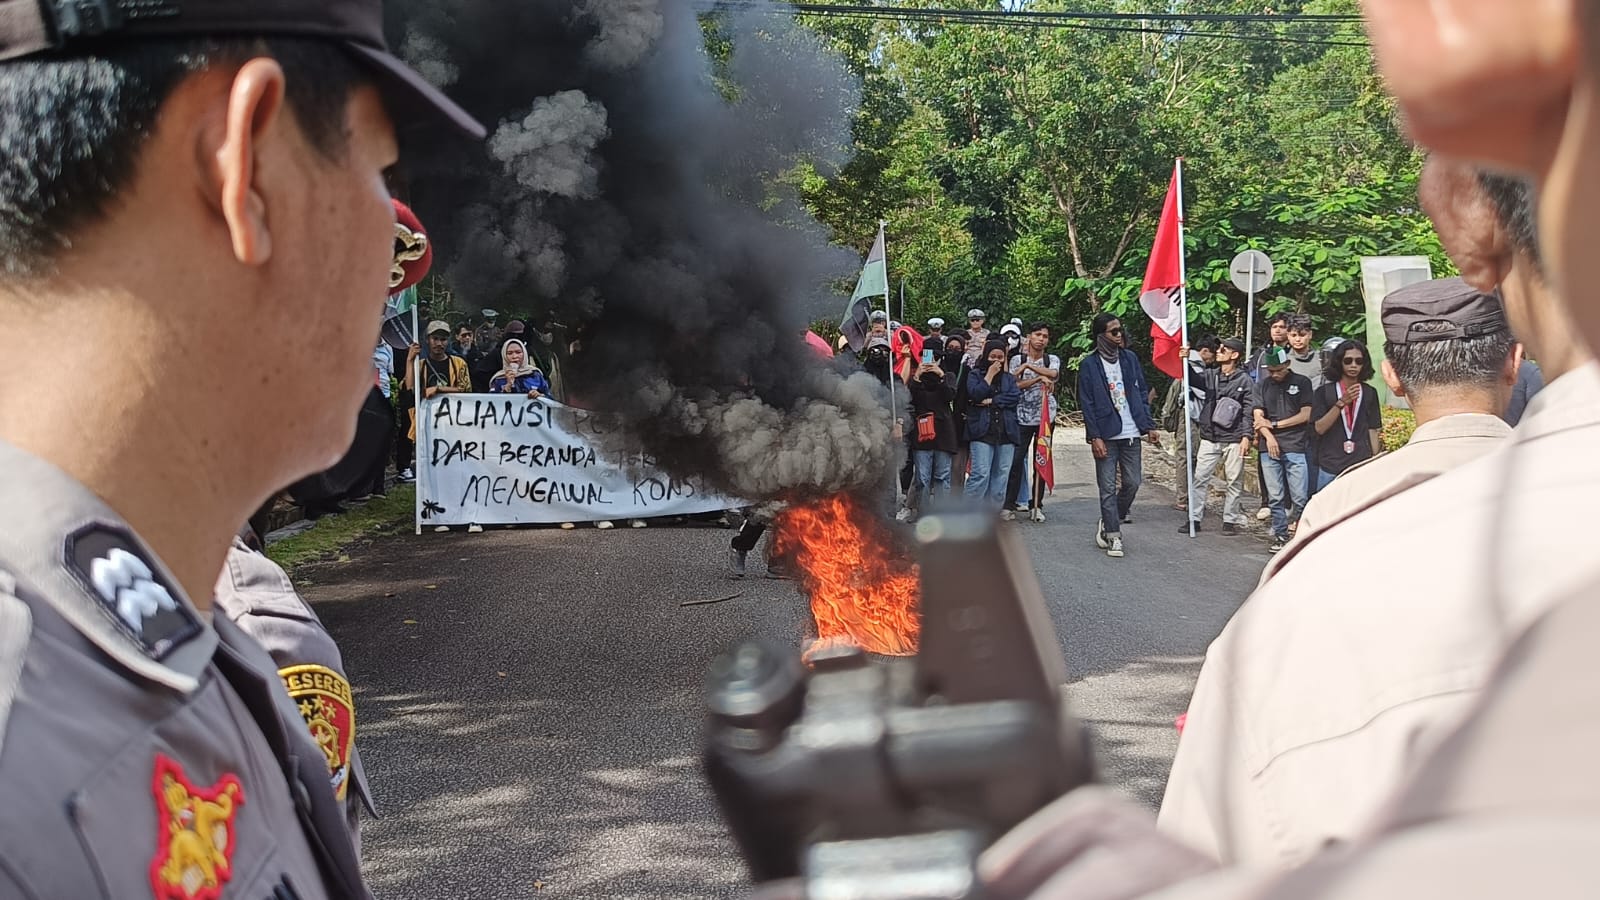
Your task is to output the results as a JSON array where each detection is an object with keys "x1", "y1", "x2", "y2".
[
  {"x1": 1382, "y1": 277, "x2": 1507, "y2": 345},
  {"x1": 0, "y1": 0, "x2": 486, "y2": 140},
  {"x1": 967, "y1": 308, "x2": 985, "y2": 319},
  {"x1": 1221, "y1": 338, "x2": 1246, "y2": 354},
  {"x1": 1261, "y1": 346, "x2": 1290, "y2": 367},
  {"x1": 1000, "y1": 323, "x2": 1022, "y2": 336},
  {"x1": 928, "y1": 317, "x2": 945, "y2": 328},
  {"x1": 503, "y1": 319, "x2": 527, "y2": 336},
  {"x1": 426, "y1": 319, "x2": 451, "y2": 336}
]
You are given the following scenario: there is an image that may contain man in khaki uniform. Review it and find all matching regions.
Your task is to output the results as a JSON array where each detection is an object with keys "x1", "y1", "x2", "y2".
[
  {"x1": 0, "y1": 2, "x2": 482, "y2": 897},
  {"x1": 965, "y1": 1, "x2": 1600, "y2": 897},
  {"x1": 1267, "y1": 278, "x2": 1517, "y2": 569}
]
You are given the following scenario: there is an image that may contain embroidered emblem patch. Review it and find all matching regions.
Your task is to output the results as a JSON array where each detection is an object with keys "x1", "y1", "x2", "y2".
[
  {"x1": 66, "y1": 525, "x2": 201, "y2": 660},
  {"x1": 149, "y1": 754, "x2": 245, "y2": 900},
  {"x1": 1287, "y1": 385, "x2": 1301, "y2": 396},
  {"x1": 280, "y1": 664, "x2": 357, "y2": 801}
]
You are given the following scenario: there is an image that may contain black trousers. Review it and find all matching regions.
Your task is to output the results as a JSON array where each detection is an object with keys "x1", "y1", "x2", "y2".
[
  {"x1": 359, "y1": 400, "x2": 396, "y2": 496},
  {"x1": 731, "y1": 520, "x2": 766, "y2": 553},
  {"x1": 1004, "y1": 424, "x2": 1043, "y2": 510},
  {"x1": 395, "y1": 404, "x2": 415, "y2": 472}
]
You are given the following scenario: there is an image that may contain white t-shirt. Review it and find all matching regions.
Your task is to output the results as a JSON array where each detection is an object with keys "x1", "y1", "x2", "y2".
[{"x1": 1102, "y1": 356, "x2": 1141, "y2": 440}]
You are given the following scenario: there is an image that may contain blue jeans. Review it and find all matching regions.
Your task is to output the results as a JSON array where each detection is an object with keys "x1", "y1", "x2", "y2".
[
  {"x1": 964, "y1": 441, "x2": 1015, "y2": 507},
  {"x1": 1260, "y1": 450, "x2": 1310, "y2": 537},
  {"x1": 1094, "y1": 438, "x2": 1143, "y2": 535},
  {"x1": 1316, "y1": 468, "x2": 1340, "y2": 492},
  {"x1": 913, "y1": 449, "x2": 954, "y2": 509}
]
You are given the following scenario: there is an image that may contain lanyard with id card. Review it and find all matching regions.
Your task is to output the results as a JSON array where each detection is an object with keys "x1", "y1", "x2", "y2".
[{"x1": 1337, "y1": 383, "x2": 1361, "y2": 454}]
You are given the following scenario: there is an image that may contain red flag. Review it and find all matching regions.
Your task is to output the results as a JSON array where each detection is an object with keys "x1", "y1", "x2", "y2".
[
  {"x1": 1140, "y1": 165, "x2": 1186, "y2": 379},
  {"x1": 1034, "y1": 392, "x2": 1055, "y2": 493}
]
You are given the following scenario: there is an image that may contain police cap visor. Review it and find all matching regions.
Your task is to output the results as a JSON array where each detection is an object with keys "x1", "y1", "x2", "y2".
[{"x1": 0, "y1": 0, "x2": 485, "y2": 140}]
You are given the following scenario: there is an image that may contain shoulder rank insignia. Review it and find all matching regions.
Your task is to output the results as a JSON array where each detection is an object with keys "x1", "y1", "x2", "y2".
[
  {"x1": 280, "y1": 664, "x2": 357, "y2": 801},
  {"x1": 149, "y1": 754, "x2": 245, "y2": 900},
  {"x1": 66, "y1": 525, "x2": 201, "y2": 660}
]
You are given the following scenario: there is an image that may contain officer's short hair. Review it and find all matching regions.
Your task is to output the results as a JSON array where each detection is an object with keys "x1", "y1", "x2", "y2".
[
  {"x1": 0, "y1": 38, "x2": 370, "y2": 279},
  {"x1": 1386, "y1": 328, "x2": 1516, "y2": 396}
]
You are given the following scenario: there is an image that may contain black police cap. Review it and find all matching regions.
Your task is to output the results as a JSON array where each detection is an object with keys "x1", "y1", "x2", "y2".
[
  {"x1": 1381, "y1": 277, "x2": 1508, "y2": 345},
  {"x1": 0, "y1": 0, "x2": 485, "y2": 140}
]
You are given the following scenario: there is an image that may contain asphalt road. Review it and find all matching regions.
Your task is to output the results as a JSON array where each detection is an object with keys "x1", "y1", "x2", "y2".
[{"x1": 304, "y1": 431, "x2": 1266, "y2": 899}]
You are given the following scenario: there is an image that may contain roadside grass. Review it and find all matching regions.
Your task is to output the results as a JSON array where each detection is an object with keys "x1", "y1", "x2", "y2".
[{"x1": 266, "y1": 485, "x2": 416, "y2": 571}]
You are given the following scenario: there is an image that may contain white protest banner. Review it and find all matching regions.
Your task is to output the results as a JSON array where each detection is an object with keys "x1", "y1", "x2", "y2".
[{"x1": 416, "y1": 395, "x2": 737, "y2": 526}]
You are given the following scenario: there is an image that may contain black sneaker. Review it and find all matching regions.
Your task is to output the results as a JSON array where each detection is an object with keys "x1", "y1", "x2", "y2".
[
  {"x1": 1221, "y1": 523, "x2": 1240, "y2": 536},
  {"x1": 1121, "y1": 514, "x2": 1133, "y2": 525},
  {"x1": 1178, "y1": 521, "x2": 1200, "y2": 535},
  {"x1": 1269, "y1": 534, "x2": 1288, "y2": 553},
  {"x1": 764, "y1": 563, "x2": 793, "y2": 581}
]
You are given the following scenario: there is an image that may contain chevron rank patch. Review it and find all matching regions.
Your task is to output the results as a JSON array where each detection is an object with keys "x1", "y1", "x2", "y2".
[{"x1": 66, "y1": 525, "x2": 201, "y2": 660}]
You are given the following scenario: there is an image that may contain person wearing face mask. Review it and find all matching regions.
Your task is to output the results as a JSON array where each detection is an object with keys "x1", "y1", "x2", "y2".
[
  {"x1": 903, "y1": 351, "x2": 959, "y2": 520},
  {"x1": 942, "y1": 337, "x2": 974, "y2": 492},
  {"x1": 962, "y1": 340, "x2": 1023, "y2": 511}
]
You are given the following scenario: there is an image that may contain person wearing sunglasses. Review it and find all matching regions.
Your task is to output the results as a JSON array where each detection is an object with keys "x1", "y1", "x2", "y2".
[
  {"x1": 1078, "y1": 314, "x2": 1159, "y2": 557},
  {"x1": 1309, "y1": 339, "x2": 1384, "y2": 492}
]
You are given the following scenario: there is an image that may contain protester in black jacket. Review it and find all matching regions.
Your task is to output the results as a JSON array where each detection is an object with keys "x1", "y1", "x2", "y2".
[{"x1": 1183, "y1": 337, "x2": 1257, "y2": 535}]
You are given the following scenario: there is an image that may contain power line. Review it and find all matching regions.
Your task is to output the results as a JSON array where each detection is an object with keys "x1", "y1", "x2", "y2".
[{"x1": 724, "y1": 3, "x2": 1371, "y2": 47}]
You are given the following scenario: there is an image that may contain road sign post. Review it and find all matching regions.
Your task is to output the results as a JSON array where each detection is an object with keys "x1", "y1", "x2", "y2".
[{"x1": 1231, "y1": 250, "x2": 1275, "y2": 358}]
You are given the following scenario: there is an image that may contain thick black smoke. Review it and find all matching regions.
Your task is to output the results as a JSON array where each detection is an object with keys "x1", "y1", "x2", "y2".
[{"x1": 389, "y1": 0, "x2": 898, "y2": 501}]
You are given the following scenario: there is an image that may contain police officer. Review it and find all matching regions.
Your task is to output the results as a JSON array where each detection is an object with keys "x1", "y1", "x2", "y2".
[
  {"x1": 216, "y1": 529, "x2": 377, "y2": 851},
  {"x1": 0, "y1": 2, "x2": 482, "y2": 897}
]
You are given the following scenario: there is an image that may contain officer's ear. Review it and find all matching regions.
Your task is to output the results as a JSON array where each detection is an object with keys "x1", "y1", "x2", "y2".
[
  {"x1": 212, "y1": 58, "x2": 288, "y2": 267},
  {"x1": 1504, "y1": 342, "x2": 1526, "y2": 386},
  {"x1": 1381, "y1": 358, "x2": 1407, "y2": 398}
]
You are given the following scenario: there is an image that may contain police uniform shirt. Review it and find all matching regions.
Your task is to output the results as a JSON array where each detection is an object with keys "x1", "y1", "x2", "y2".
[
  {"x1": 1284, "y1": 412, "x2": 1512, "y2": 555},
  {"x1": 0, "y1": 439, "x2": 369, "y2": 899},
  {"x1": 214, "y1": 538, "x2": 376, "y2": 852},
  {"x1": 1158, "y1": 362, "x2": 1600, "y2": 867}
]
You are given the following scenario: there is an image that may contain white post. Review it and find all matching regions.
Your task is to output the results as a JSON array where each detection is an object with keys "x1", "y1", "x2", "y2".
[
  {"x1": 1176, "y1": 160, "x2": 1197, "y2": 539},
  {"x1": 881, "y1": 221, "x2": 903, "y2": 510},
  {"x1": 1245, "y1": 281, "x2": 1256, "y2": 370},
  {"x1": 413, "y1": 303, "x2": 424, "y2": 536}
]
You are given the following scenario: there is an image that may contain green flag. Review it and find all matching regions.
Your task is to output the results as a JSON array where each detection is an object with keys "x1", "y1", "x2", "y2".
[{"x1": 841, "y1": 226, "x2": 887, "y2": 352}]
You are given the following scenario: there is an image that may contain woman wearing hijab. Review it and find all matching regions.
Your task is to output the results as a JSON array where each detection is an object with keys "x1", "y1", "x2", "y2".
[
  {"x1": 962, "y1": 339, "x2": 1023, "y2": 513},
  {"x1": 488, "y1": 338, "x2": 551, "y2": 399}
]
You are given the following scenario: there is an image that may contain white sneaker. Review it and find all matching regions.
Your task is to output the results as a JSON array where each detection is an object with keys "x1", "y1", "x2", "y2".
[
  {"x1": 999, "y1": 509, "x2": 1016, "y2": 522},
  {"x1": 596, "y1": 520, "x2": 615, "y2": 530},
  {"x1": 467, "y1": 523, "x2": 484, "y2": 534},
  {"x1": 895, "y1": 508, "x2": 913, "y2": 523},
  {"x1": 399, "y1": 468, "x2": 416, "y2": 483},
  {"x1": 560, "y1": 522, "x2": 576, "y2": 530},
  {"x1": 1095, "y1": 521, "x2": 1109, "y2": 550},
  {"x1": 1030, "y1": 508, "x2": 1046, "y2": 523},
  {"x1": 1256, "y1": 507, "x2": 1272, "y2": 521},
  {"x1": 433, "y1": 525, "x2": 449, "y2": 533},
  {"x1": 1107, "y1": 535, "x2": 1125, "y2": 558},
  {"x1": 630, "y1": 519, "x2": 648, "y2": 528}
]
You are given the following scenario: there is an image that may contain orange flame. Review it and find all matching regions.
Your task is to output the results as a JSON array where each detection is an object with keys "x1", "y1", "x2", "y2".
[{"x1": 774, "y1": 494, "x2": 921, "y2": 656}]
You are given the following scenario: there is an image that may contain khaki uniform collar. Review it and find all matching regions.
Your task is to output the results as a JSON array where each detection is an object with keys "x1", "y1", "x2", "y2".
[
  {"x1": 1407, "y1": 413, "x2": 1513, "y2": 445},
  {"x1": 0, "y1": 439, "x2": 217, "y2": 693}
]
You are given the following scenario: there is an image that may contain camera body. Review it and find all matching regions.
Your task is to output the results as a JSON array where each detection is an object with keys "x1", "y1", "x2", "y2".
[{"x1": 704, "y1": 514, "x2": 1096, "y2": 899}]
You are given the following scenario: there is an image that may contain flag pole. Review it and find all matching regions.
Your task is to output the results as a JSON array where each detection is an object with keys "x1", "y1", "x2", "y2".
[
  {"x1": 413, "y1": 301, "x2": 423, "y2": 536},
  {"x1": 1175, "y1": 159, "x2": 1196, "y2": 539},
  {"x1": 880, "y1": 220, "x2": 903, "y2": 510}
]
